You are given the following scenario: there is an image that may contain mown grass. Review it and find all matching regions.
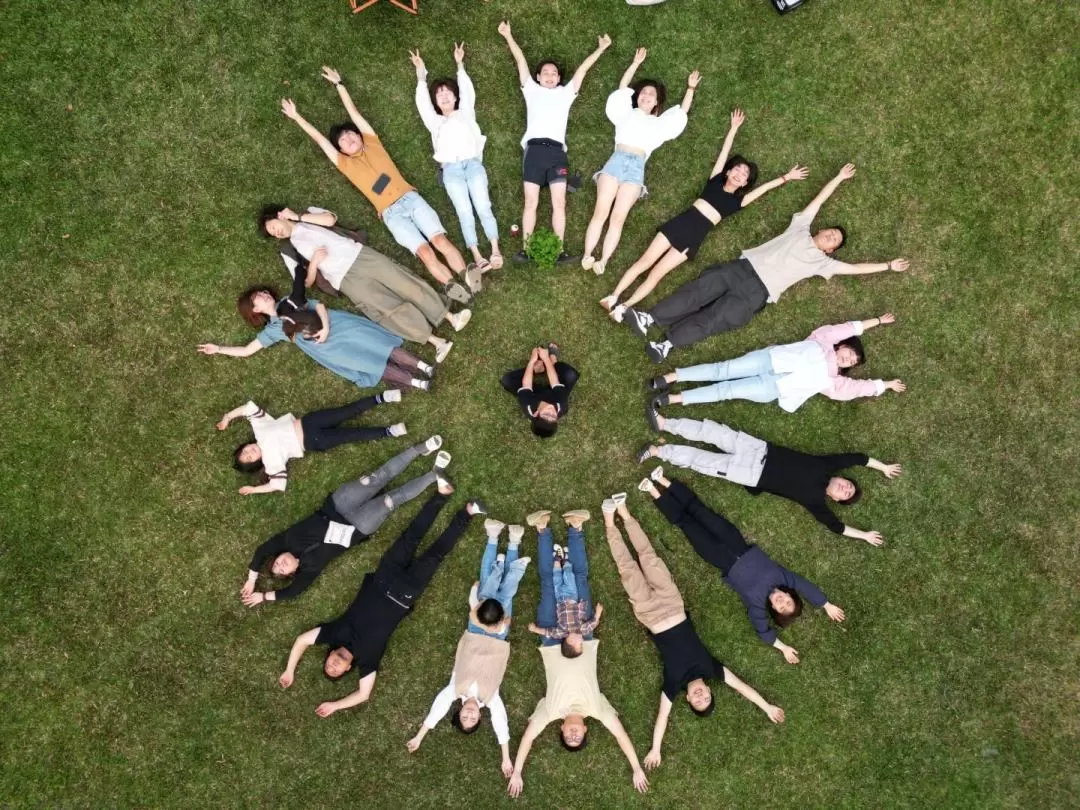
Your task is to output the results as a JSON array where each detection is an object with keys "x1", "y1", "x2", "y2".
[{"x1": 0, "y1": 0, "x2": 1077, "y2": 807}]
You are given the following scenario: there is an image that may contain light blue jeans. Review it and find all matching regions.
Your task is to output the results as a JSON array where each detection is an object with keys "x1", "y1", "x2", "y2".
[
  {"x1": 677, "y1": 349, "x2": 783, "y2": 405},
  {"x1": 382, "y1": 190, "x2": 446, "y2": 254},
  {"x1": 466, "y1": 537, "x2": 527, "y2": 640},
  {"x1": 442, "y1": 157, "x2": 498, "y2": 250},
  {"x1": 553, "y1": 562, "x2": 580, "y2": 602}
]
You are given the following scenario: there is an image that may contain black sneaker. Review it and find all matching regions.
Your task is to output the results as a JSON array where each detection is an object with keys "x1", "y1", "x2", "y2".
[
  {"x1": 512, "y1": 250, "x2": 530, "y2": 264},
  {"x1": 646, "y1": 340, "x2": 671, "y2": 364},
  {"x1": 555, "y1": 251, "x2": 580, "y2": 265},
  {"x1": 624, "y1": 308, "x2": 653, "y2": 340},
  {"x1": 652, "y1": 393, "x2": 670, "y2": 408},
  {"x1": 648, "y1": 375, "x2": 670, "y2": 392},
  {"x1": 636, "y1": 442, "x2": 655, "y2": 464},
  {"x1": 645, "y1": 398, "x2": 661, "y2": 432}
]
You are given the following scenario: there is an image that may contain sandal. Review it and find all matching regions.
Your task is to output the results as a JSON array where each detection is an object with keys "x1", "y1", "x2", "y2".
[
  {"x1": 488, "y1": 253, "x2": 504, "y2": 270},
  {"x1": 475, "y1": 258, "x2": 491, "y2": 274}
]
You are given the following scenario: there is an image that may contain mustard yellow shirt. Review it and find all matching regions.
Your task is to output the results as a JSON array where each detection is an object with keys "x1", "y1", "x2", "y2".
[{"x1": 335, "y1": 134, "x2": 414, "y2": 215}]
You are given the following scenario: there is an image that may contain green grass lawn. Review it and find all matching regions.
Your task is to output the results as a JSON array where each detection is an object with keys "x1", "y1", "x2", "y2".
[{"x1": 1, "y1": 0, "x2": 1077, "y2": 806}]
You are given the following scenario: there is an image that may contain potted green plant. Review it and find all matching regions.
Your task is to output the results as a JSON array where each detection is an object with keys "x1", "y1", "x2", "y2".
[{"x1": 524, "y1": 228, "x2": 563, "y2": 271}]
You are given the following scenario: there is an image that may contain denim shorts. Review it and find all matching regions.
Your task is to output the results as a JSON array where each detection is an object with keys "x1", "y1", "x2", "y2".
[
  {"x1": 382, "y1": 190, "x2": 446, "y2": 254},
  {"x1": 600, "y1": 150, "x2": 647, "y2": 186}
]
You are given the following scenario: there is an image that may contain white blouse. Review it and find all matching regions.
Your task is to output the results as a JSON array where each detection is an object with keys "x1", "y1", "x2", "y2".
[
  {"x1": 604, "y1": 88, "x2": 688, "y2": 159},
  {"x1": 281, "y1": 207, "x2": 362, "y2": 290},
  {"x1": 415, "y1": 65, "x2": 487, "y2": 164},
  {"x1": 241, "y1": 401, "x2": 304, "y2": 491}
]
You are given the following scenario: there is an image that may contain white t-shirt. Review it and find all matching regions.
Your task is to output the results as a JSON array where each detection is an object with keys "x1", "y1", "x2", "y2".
[
  {"x1": 740, "y1": 211, "x2": 843, "y2": 303},
  {"x1": 604, "y1": 88, "x2": 688, "y2": 159},
  {"x1": 520, "y1": 79, "x2": 578, "y2": 149},
  {"x1": 415, "y1": 66, "x2": 487, "y2": 164},
  {"x1": 241, "y1": 401, "x2": 304, "y2": 491},
  {"x1": 281, "y1": 207, "x2": 362, "y2": 290}
]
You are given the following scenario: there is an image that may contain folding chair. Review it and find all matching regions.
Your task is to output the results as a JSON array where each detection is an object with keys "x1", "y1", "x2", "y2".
[{"x1": 350, "y1": 0, "x2": 419, "y2": 14}]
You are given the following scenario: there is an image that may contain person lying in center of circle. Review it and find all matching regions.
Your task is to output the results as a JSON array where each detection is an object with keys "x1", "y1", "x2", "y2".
[
  {"x1": 406, "y1": 519, "x2": 531, "y2": 779},
  {"x1": 260, "y1": 204, "x2": 471, "y2": 362},
  {"x1": 639, "y1": 415, "x2": 902, "y2": 546},
  {"x1": 580, "y1": 47, "x2": 700, "y2": 276},
  {"x1": 640, "y1": 470, "x2": 846, "y2": 665},
  {"x1": 241, "y1": 438, "x2": 449, "y2": 606},
  {"x1": 650, "y1": 314, "x2": 905, "y2": 412},
  {"x1": 278, "y1": 487, "x2": 488, "y2": 717},
  {"x1": 500, "y1": 343, "x2": 580, "y2": 438},
  {"x1": 217, "y1": 394, "x2": 405, "y2": 496},
  {"x1": 602, "y1": 109, "x2": 807, "y2": 321},
  {"x1": 600, "y1": 494, "x2": 784, "y2": 772}
]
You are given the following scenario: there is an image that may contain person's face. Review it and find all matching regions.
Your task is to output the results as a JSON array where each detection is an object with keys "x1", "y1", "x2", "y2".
[
  {"x1": 813, "y1": 228, "x2": 844, "y2": 253},
  {"x1": 251, "y1": 291, "x2": 276, "y2": 314},
  {"x1": 687, "y1": 680, "x2": 712, "y2": 712},
  {"x1": 834, "y1": 345, "x2": 859, "y2": 368},
  {"x1": 536, "y1": 402, "x2": 558, "y2": 421},
  {"x1": 324, "y1": 648, "x2": 353, "y2": 678},
  {"x1": 636, "y1": 85, "x2": 659, "y2": 114},
  {"x1": 726, "y1": 162, "x2": 751, "y2": 189},
  {"x1": 536, "y1": 64, "x2": 561, "y2": 88},
  {"x1": 272, "y1": 552, "x2": 299, "y2": 577},
  {"x1": 434, "y1": 85, "x2": 458, "y2": 113},
  {"x1": 264, "y1": 218, "x2": 290, "y2": 239},
  {"x1": 336, "y1": 130, "x2": 364, "y2": 156},
  {"x1": 560, "y1": 716, "x2": 587, "y2": 747},
  {"x1": 826, "y1": 477, "x2": 856, "y2": 502},
  {"x1": 238, "y1": 443, "x2": 262, "y2": 464},
  {"x1": 458, "y1": 698, "x2": 481, "y2": 730},
  {"x1": 769, "y1": 589, "x2": 796, "y2": 616}
]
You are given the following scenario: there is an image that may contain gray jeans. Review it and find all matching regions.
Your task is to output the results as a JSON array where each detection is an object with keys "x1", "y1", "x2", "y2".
[
  {"x1": 658, "y1": 418, "x2": 767, "y2": 486},
  {"x1": 331, "y1": 444, "x2": 436, "y2": 535}
]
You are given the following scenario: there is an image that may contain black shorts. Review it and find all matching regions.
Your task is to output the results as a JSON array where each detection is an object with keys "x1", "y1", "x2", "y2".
[
  {"x1": 523, "y1": 138, "x2": 570, "y2": 187},
  {"x1": 658, "y1": 207, "x2": 713, "y2": 260}
]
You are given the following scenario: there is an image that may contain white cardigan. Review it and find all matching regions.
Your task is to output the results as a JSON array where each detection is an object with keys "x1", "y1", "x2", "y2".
[{"x1": 415, "y1": 65, "x2": 487, "y2": 165}]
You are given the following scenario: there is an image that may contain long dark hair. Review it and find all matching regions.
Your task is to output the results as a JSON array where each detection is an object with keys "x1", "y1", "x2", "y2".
[
  {"x1": 233, "y1": 442, "x2": 269, "y2": 485},
  {"x1": 834, "y1": 336, "x2": 866, "y2": 376},
  {"x1": 720, "y1": 154, "x2": 759, "y2": 196},
  {"x1": 450, "y1": 702, "x2": 482, "y2": 734},
  {"x1": 429, "y1": 78, "x2": 460, "y2": 111},
  {"x1": 631, "y1": 79, "x2": 666, "y2": 115},
  {"x1": 237, "y1": 286, "x2": 279, "y2": 328},
  {"x1": 766, "y1": 586, "x2": 803, "y2": 628}
]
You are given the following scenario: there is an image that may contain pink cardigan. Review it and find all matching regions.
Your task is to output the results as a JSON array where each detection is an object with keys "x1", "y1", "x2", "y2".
[{"x1": 769, "y1": 322, "x2": 885, "y2": 412}]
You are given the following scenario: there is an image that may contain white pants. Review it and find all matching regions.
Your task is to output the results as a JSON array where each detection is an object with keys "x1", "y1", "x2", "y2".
[{"x1": 658, "y1": 418, "x2": 767, "y2": 486}]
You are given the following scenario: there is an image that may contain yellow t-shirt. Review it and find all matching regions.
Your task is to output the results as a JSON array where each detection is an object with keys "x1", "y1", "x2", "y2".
[
  {"x1": 529, "y1": 640, "x2": 618, "y2": 727},
  {"x1": 335, "y1": 134, "x2": 414, "y2": 215}
]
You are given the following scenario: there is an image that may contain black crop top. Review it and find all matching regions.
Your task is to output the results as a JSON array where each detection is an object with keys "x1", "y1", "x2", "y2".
[{"x1": 699, "y1": 174, "x2": 743, "y2": 218}]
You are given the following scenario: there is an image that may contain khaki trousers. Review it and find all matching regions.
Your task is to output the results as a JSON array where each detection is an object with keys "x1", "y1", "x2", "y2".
[{"x1": 605, "y1": 516, "x2": 685, "y2": 632}]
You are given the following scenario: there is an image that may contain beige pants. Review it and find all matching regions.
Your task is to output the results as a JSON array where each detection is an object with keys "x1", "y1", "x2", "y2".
[
  {"x1": 605, "y1": 517, "x2": 685, "y2": 632},
  {"x1": 338, "y1": 247, "x2": 450, "y2": 343}
]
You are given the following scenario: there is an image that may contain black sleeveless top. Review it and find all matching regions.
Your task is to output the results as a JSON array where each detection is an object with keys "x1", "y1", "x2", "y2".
[{"x1": 699, "y1": 174, "x2": 743, "y2": 218}]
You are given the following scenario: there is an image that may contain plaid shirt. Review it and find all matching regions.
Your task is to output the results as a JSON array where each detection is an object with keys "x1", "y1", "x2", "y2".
[{"x1": 540, "y1": 599, "x2": 598, "y2": 639}]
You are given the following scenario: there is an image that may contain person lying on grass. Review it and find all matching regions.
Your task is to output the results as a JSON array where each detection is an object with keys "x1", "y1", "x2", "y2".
[
  {"x1": 406, "y1": 519, "x2": 531, "y2": 778},
  {"x1": 279, "y1": 487, "x2": 487, "y2": 716},
  {"x1": 500, "y1": 343, "x2": 579, "y2": 438},
  {"x1": 241, "y1": 438, "x2": 448, "y2": 605},
  {"x1": 648, "y1": 314, "x2": 905, "y2": 411},
  {"x1": 507, "y1": 509, "x2": 649, "y2": 798},
  {"x1": 640, "y1": 471, "x2": 846, "y2": 665},
  {"x1": 639, "y1": 415, "x2": 902, "y2": 546},
  {"x1": 600, "y1": 494, "x2": 784, "y2": 771}
]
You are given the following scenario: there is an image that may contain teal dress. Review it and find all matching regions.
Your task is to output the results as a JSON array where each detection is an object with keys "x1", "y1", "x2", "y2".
[{"x1": 257, "y1": 303, "x2": 403, "y2": 389}]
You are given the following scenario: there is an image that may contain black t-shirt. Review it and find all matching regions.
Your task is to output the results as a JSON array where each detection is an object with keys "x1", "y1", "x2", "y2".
[
  {"x1": 699, "y1": 175, "x2": 743, "y2": 218},
  {"x1": 516, "y1": 384, "x2": 570, "y2": 419},
  {"x1": 314, "y1": 573, "x2": 410, "y2": 677},
  {"x1": 750, "y1": 446, "x2": 869, "y2": 534},
  {"x1": 650, "y1": 616, "x2": 725, "y2": 701}
]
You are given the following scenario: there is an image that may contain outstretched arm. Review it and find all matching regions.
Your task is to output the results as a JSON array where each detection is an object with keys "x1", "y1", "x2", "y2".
[
  {"x1": 316, "y1": 671, "x2": 377, "y2": 717},
  {"x1": 454, "y1": 44, "x2": 478, "y2": 113},
  {"x1": 867, "y1": 456, "x2": 902, "y2": 478},
  {"x1": 801, "y1": 162, "x2": 855, "y2": 222},
  {"x1": 277, "y1": 207, "x2": 337, "y2": 227},
  {"x1": 279, "y1": 628, "x2": 320, "y2": 688},
  {"x1": 832, "y1": 257, "x2": 910, "y2": 275},
  {"x1": 643, "y1": 693, "x2": 673, "y2": 770},
  {"x1": 709, "y1": 108, "x2": 745, "y2": 178},
  {"x1": 280, "y1": 99, "x2": 340, "y2": 164},
  {"x1": 197, "y1": 339, "x2": 264, "y2": 358},
  {"x1": 680, "y1": 70, "x2": 701, "y2": 113},
  {"x1": 722, "y1": 667, "x2": 785, "y2": 723},
  {"x1": 600, "y1": 714, "x2": 649, "y2": 793},
  {"x1": 321, "y1": 66, "x2": 376, "y2": 136},
  {"x1": 507, "y1": 716, "x2": 547, "y2": 797},
  {"x1": 216, "y1": 403, "x2": 255, "y2": 430},
  {"x1": 619, "y1": 47, "x2": 647, "y2": 89},
  {"x1": 740, "y1": 165, "x2": 809, "y2": 207},
  {"x1": 570, "y1": 34, "x2": 612, "y2": 93},
  {"x1": 410, "y1": 50, "x2": 439, "y2": 130},
  {"x1": 497, "y1": 22, "x2": 532, "y2": 87}
]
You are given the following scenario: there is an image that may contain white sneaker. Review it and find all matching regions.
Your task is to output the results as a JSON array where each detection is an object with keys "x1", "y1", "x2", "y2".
[
  {"x1": 601, "y1": 498, "x2": 618, "y2": 515},
  {"x1": 484, "y1": 518, "x2": 506, "y2": 537},
  {"x1": 637, "y1": 478, "x2": 654, "y2": 493},
  {"x1": 495, "y1": 553, "x2": 506, "y2": 564},
  {"x1": 434, "y1": 450, "x2": 452, "y2": 469},
  {"x1": 448, "y1": 309, "x2": 472, "y2": 332},
  {"x1": 382, "y1": 389, "x2": 403, "y2": 403},
  {"x1": 612, "y1": 492, "x2": 628, "y2": 506},
  {"x1": 592, "y1": 260, "x2": 606, "y2": 277},
  {"x1": 411, "y1": 379, "x2": 430, "y2": 391},
  {"x1": 418, "y1": 361, "x2": 435, "y2": 377},
  {"x1": 436, "y1": 474, "x2": 455, "y2": 494},
  {"x1": 650, "y1": 465, "x2": 665, "y2": 482},
  {"x1": 388, "y1": 422, "x2": 407, "y2": 437},
  {"x1": 610, "y1": 304, "x2": 626, "y2": 323},
  {"x1": 435, "y1": 340, "x2": 454, "y2": 363},
  {"x1": 581, "y1": 255, "x2": 596, "y2": 271},
  {"x1": 508, "y1": 525, "x2": 525, "y2": 544},
  {"x1": 422, "y1": 435, "x2": 443, "y2": 454},
  {"x1": 599, "y1": 295, "x2": 617, "y2": 311}
]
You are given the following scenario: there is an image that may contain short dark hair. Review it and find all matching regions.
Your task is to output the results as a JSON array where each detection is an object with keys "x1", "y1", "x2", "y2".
[
  {"x1": 533, "y1": 59, "x2": 564, "y2": 83},
  {"x1": 630, "y1": 79, "x2": 667, "y2": 115},
  {"x1": 328, "y1": 122, "x2": 362, "y2": 151},
  {"x1": 767, "y1": 586, "x2": 804, "y2": 629},
  {"x1": 834, "y1": 336, "x2": 866, "y2": 375},
  {"x1": 559, "y1": 728, "x2": 588, "y2": 752},
  {"x1": 531, "y1": 416, "x2": 558, "y2": 439},
  {"x1": 721, "y1": 155, "x2": 760, "y2": 196},
  {"x1": 323, "y1": 648, "x2": 353, "y2": 681},
  {"x1": 450, "y1": 703, "x2": 482, "y2": 734},
  {"x1": 835, "y1": 479, "x2": 862, "y2": 506},
  {"x1": 237, "y1": 286, "x2": 279, "y2": 328},
  {"x1": 258, "y1": 204, "x2": 286, "y2": 238},
  {"x1": 824, "y1": 225, "x2": 848, "y2": 251},
  {"x1": 233, "y1": 442, "x2": 267, "y2": 483},
  {"x1": 689, "y1": 691, "x2": 716, "y2": 718},
  {"x1": 429, "y1": 78, "x2": 460, "y2": 111},
  {"x1": 560, "y1": 638, "x2": 583, "y2": 659},
  {"x1": 476, "y1": 598, "x2": 505, "y2": 627}
]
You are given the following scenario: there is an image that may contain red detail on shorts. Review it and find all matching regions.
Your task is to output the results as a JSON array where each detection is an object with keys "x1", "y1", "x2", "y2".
[{"x1": 557, "y1": 167, "x2": 568, "y2": 176}]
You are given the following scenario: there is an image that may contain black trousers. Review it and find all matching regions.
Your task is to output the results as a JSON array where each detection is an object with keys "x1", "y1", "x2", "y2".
[
  {"x1": 300, "y1": 397, "x2": 389, "y2": 451},
  {"x1": 655, "y1": 479, "x2": 750, "y2": 576},
  {"x1": 500, "y1": 362, "x2": 581, "y2": 393},
  {"x1": 648, "y1": 258, "x2": 769, "y2": 348},
  {"x1": 375, "y1": 493, "x2": 472, "y2": 607}
]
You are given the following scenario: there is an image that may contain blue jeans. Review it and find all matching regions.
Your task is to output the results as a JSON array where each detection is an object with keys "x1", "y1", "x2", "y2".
[
  {"x1": 467, "y1": 537, "x2": 527, "y2": 640},
  {"x1": 599, "y1": 149, "x2": 647, "y2": 186},
  {"x1": 382, "y1": 190, "x2": 446, "y2": 254},
  {"x1": 677, "y1": 349, "x2": 783, "y2": 405},
  {"x1": 535, "y1": 526, "x2": 593, "y2": 647},
  {"x1": 553, "y1": 562, "x2": 580, "y2": 602},
  {"x1": 442, "y1": 158, "x2": 498, "y2": 250}
]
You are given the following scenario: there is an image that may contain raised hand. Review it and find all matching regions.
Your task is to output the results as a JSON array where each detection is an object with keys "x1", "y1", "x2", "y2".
[
  {"x1": 784, "y1": 165, "x2": 810, "y2": 182},
  {"x1": 454, "y1": 42, "x2": 465, "y2": 64},
  {"x1": 633, "y1": 47, "x2": 647, "y2": 64},
  {"x1": 598, "y1": 33, "x2": 612, "y2": 51},
  {"x1": 730, "y1": 108, "x2": 746, "y2": 129},
  {"x1": 408, "y1": 49, "x2": 424, "y2": 71},
  {"x1": 280, "y1": 99, "x2": 298, "y2": 120},
  {"x1": 837, "y1": 162, "x2": 857, "y2": 180},
  {"x1": 643, "y1": 748, "x2": 662, "y2": 770},
  {"x1": 886, "y1": 379, "x2": 907, "y2": 393},
  {"x1": 824, "y1": 602, "x2": 847, "y2": 622},
  {"x1": 321, "y1": 65, "x2": 341, "y2": 85},
  {"x1": 766, "y1": 705, "x2": 786, "y2": 724},
  {"x1": 889, "y1": 258, "x2": 910, "y2": 272},
  {"x1": 687, "y1": 69, "x2": 701, "y2": 89},
  {"x1": 497, "y1": 20, "x2": 511, "y2": 38},
  {"x1": 277, "y1": 207, "x2": 297, "y2": 222}
]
